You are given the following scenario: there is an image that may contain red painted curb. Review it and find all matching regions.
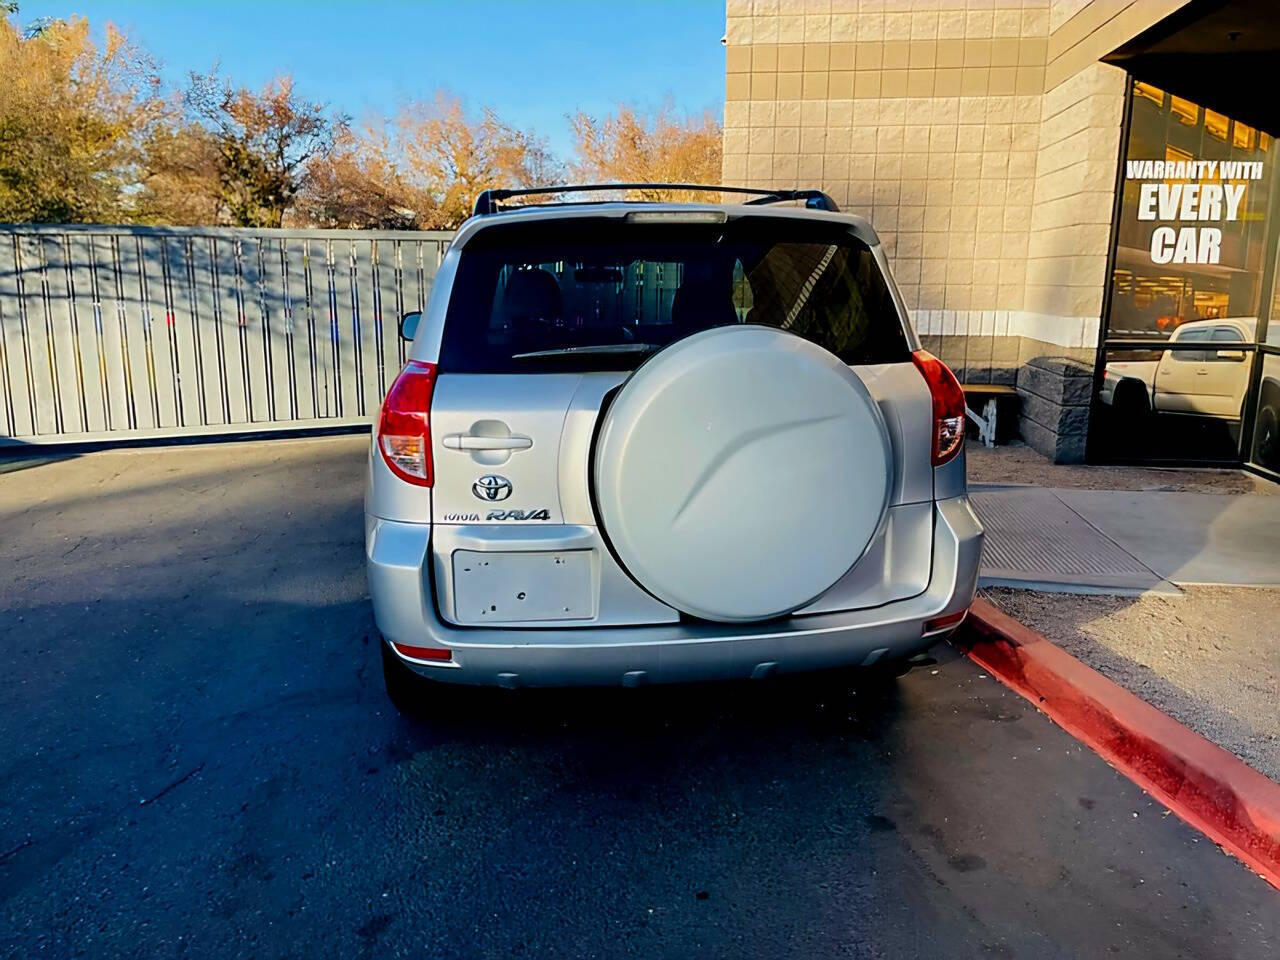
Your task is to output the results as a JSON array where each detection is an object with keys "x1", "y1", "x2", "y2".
[{"x1": 961, "y1": 597, "x2": 1280, "y2": 890}]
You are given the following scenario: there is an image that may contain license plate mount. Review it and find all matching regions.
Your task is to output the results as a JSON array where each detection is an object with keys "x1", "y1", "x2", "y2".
[{"x1": 451, "y1": 550, "x2": 595, "y2": 623}]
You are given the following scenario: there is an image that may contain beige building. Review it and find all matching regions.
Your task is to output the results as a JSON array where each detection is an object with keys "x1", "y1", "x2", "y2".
[{"x1": 722, "y1": 0, "x2": 1280, "y2": 476}]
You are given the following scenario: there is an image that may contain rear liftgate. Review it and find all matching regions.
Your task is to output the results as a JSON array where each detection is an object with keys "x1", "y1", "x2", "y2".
[{"x1": 397, "y1": 325, "x2": 911, "y2": 636}]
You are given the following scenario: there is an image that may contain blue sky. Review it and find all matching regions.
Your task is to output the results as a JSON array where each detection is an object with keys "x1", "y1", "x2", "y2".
[{"x1": 16, "y1": 1, "x2": 727, "y2": 156}]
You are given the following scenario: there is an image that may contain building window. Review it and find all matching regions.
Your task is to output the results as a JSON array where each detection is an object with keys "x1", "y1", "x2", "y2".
[
  {"x1": 1094, "y1": 83, "x2": 1278, "y2": 466},
  {"x1": 1106, "y1": 83, "x2": 1275, "y2": 339}
]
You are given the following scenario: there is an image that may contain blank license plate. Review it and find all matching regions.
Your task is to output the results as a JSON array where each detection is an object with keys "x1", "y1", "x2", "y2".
[{"x1": 452, "y1": 550, "x2": 594, "y2": 624}]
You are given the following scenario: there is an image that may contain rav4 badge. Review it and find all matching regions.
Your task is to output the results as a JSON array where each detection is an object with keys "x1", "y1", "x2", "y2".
[{"x1": 486, "y1": 508, "x2": 551, "y2": 521}]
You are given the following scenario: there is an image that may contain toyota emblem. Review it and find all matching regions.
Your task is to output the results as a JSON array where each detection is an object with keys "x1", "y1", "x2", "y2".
[{"x1": 472, "y1": 474, "x2": 513, "y2": 502}]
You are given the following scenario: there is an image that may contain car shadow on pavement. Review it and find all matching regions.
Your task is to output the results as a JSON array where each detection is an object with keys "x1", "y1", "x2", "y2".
[
  {"x1": 0, "y1": 437, "x2": 920, "y2": 955},
  {"x1": 391, "y1": 668, "x2": 906, "y2": 743},
  {"x1": 0, "y1": 437, "x2": 78, "y2": 476}
]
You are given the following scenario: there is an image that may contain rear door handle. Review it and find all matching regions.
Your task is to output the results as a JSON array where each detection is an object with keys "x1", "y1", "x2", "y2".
[{"x1": 442, "y1": 434, "x2": 533, "y2": 451}]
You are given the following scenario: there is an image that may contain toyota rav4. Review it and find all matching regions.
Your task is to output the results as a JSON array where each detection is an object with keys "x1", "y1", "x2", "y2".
[{"x1": 364, "y1": 184, "x2": 984, "y2": 702}]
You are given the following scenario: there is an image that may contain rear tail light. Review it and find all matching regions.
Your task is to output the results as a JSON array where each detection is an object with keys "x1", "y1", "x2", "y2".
[
  {"x1": 923, "y1": 608, "x2": 968, "y2": 636},
  {"x1": 393, "y1": 642, "x2": 453, "y2": 662},
  {"x1": 911, "y1": 350, "x2": 966, "y2": 466},
  {"x1": 377, "y1": 360, "x2": 438, "y2": 485}
]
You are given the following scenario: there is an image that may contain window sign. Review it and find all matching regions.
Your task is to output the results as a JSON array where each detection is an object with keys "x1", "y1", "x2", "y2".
[{"x1": 1125, "y1": 158, "x2": 1263, "y2": 265}]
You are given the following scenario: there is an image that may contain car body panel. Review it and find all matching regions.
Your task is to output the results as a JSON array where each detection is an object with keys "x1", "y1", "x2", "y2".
[{"x1": 366, "y1": 494, "x2": 981, "y2": 687}]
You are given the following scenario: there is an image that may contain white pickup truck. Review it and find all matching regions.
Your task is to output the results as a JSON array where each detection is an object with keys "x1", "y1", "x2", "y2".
[
  {"x1": 1102, "y1": 317, "x2": 1254, "y2": 419},
  {"x1": 1101, "y1": 317, "x2": 1279, "y2": 469}
]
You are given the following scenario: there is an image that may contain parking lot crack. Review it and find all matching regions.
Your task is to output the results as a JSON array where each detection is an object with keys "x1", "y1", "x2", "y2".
[
  {"x1": 0, "y1": 835, "x2": 34, "y2": 863},
  {"x1": 138, "y1": 762, "x2": 205, "y2": 807}
]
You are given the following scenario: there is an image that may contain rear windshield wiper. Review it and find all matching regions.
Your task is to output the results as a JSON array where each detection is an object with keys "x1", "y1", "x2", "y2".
[{"x1": 511, "y1": 343, "x2": 661, "y2": 360}]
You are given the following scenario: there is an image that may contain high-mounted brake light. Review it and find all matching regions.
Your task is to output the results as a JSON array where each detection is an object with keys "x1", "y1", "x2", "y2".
[
  {"x1": 911, "y1": 350, "x2": 966, "y2": 466},
  {"x1": 623, "y1": 210, "x2": 728, "y2": 224},
  {"x1": 377, "y1": 360, "x2": 438, "y2": 485}
]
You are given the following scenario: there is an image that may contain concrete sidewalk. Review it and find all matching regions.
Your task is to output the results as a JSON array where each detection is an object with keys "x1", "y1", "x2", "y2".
[
  {"x1": 969, "y1": 464, "x2": 1280, "y2": 784},
  {"x1": 972, "y1": 484, "x2": 1280, "y2": 593}
]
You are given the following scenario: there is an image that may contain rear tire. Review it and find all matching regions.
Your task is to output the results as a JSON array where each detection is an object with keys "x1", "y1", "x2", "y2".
[
  {"x1": 1110, "y1": 379, "x2": 1151, "y2": 452},
  {"x1": 381, "y1": 640, "x2": 433, "y2": 714},
  {"x1": 1254, "y1": 399, "x2": 1279, "y2": 471},
  {"x1": 1113, "y1": 379, "x2": 1150, "y2": 423}
]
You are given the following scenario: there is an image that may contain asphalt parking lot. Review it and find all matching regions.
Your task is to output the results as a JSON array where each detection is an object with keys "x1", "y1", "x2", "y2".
[{"x1": 1, "y1": 435, "x2": 1276, "y2": 959}]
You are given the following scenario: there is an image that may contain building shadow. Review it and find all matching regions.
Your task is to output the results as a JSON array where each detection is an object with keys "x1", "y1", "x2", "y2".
[{"x1": 0, "y1": 436, "x2": 78, "y2": 475}]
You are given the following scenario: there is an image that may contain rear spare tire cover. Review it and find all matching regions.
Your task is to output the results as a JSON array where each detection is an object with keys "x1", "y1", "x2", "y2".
[{"x1": 594, "y1": 325, "x2": 893, "y2": 623}]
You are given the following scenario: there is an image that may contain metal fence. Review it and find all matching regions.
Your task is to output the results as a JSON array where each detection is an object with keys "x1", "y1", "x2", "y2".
[{"x1": 0, "y1": 225, "x2": 453, "y2": 446}]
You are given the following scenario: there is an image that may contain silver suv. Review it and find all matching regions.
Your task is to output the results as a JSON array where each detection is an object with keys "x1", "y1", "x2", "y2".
[{"x1": 364, "y1": 185, "x2": 983, "y2": 701}]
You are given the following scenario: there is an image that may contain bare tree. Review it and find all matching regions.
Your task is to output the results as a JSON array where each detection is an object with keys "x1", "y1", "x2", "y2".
[{"x1": 177, "y1": 71, "x2": 342, "y2": 227}]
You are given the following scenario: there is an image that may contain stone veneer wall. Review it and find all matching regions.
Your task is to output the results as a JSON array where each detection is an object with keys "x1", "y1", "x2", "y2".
[{"x1": 722, "y1": 0, "x2": 1191, "y2": 459}]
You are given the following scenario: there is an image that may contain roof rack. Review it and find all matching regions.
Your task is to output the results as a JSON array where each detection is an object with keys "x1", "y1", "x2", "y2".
[{"x1": 472, "y1": 183, "x2": 840, "y2": 217}]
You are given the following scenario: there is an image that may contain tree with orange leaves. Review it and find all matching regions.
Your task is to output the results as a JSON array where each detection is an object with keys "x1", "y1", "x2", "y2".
[
  {"x1": 0, "y1": 12, "x2": 163, "y2": 222},
  {"x1": 300, "y1": 90, "x2": 559, "y2": 229},
  {"x1": 569, "y1": 104, "x2": 722, "y2": 201}
]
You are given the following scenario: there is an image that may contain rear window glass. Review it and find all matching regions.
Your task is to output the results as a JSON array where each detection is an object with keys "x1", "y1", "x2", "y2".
[{"x1": 439, "y1": 217, "x2": 909, "y2": 372}]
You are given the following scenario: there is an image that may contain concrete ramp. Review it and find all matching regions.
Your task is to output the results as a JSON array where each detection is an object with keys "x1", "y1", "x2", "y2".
[
  {"x1": 972, "y1": 487, "x2": 1171, "y2": 594},
  {"x1": 973, "y1": 484, "x2": 1280, "y2": 593},
  {"x1": 1053, "y1": 489, "x2": 1280, "y2": 587}
]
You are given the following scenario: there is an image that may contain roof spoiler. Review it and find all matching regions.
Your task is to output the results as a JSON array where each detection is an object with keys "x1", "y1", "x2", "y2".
[{"x1": 472, "y1": 183, "x2": 840, "y2": 216}]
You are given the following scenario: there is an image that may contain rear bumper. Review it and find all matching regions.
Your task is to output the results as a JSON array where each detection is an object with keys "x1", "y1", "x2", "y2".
[{"x1": 365, "y1": 495, "x2": 983, "y2": 687}]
